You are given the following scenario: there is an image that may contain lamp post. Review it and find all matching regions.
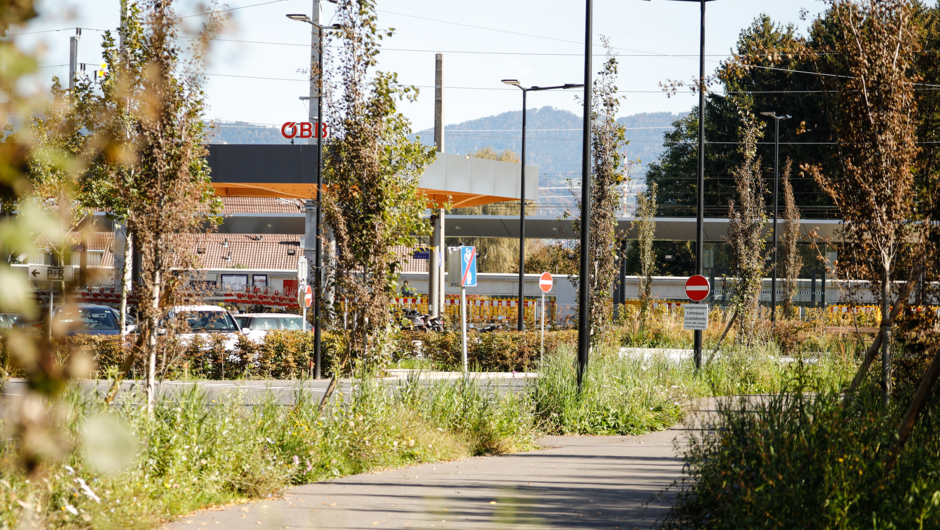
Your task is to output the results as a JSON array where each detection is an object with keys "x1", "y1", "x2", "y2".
[
  {"x1": 287, "y1": 10, "x2": 345, "y2": 379},
  {"x1": 760, "y1": 111, "x2": 790, "y2": 326},
  {"x1": 501, "y1": 79, "x2": 583, "y2": 332}
]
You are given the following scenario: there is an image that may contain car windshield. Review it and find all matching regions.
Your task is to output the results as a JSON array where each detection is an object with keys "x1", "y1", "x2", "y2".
[
  {"x1": 58, "y1": 307, "x2": 118, "y2": 330},
  {"x1": 234, "y1": 316, "x2": 248, "y2": 328},
  {"x1": 175, "y1": 311, "x2": 238, "y2": 333},
  {"x1": 280, "y1": 317, "x2": 303, "y2": 330}
]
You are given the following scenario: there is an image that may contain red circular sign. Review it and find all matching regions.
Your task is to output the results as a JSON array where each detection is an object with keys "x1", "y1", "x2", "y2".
[
  {"x1": 539, "y1": 272, "x2": 553, "y2": 293},
  {"x1": 304, "y1": 285, "x2": 313, "y2": 308},
  {"x1": 685, "y1": 275, "x2": 710, "y2": 302}
]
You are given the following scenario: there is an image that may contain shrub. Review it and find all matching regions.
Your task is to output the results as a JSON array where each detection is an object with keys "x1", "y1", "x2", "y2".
[{"x1": 662, "y1": 375, "x2": 940, "y2": 529}]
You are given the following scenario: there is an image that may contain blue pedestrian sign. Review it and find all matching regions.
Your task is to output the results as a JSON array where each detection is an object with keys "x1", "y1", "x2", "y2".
[{"x1": 460, "y1": 246, "x2": 477, "y2": 287}]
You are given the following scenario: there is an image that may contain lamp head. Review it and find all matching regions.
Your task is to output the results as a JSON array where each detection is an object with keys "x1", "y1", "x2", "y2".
[
  {"x1": 286, "y1": 13, "x2": 311, "y2": 23},
  {"x1": 501, "y1": 79, "x2": 521, "y2": 87}
]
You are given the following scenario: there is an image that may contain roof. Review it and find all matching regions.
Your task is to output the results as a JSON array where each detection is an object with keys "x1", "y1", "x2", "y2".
[{"x1": 217, "y1": 197, "x2": 305, "y2": 214}]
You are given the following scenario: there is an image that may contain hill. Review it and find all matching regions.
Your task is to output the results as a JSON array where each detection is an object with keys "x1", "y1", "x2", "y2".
[{"x1": 207, "y1": 109, "x2": 683, "y2": 210}]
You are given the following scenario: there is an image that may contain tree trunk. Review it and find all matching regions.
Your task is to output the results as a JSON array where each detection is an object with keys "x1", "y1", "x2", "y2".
[
  {"x1": 882, "y1": 270, "x2": 892, "y2": 405},
  {"x1": 147, "y1": 268, "x2": 160, "y2": 414},
  {"x1": 883, "y1": 344, "x2": 940, "y2": 473},
  {"x1": 844, "y1": 275, "x2": 916, "y2": 398}
]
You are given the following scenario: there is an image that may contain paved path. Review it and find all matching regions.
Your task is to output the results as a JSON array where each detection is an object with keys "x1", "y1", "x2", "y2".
[{"x1": 163, "y1": 401, "x2": 714, "y2": 530}]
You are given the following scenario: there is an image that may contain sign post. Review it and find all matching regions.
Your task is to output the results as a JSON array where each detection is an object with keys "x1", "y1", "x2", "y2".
[
  {"x1": 684, "y1": 275, "x2": 711, "y2": 367},
  {"x1": 448, "y1": 246, "x2": 477, "y2": 374},
  {"x1": 538, "y1": 272, "x2": 553, "y2": 368}
]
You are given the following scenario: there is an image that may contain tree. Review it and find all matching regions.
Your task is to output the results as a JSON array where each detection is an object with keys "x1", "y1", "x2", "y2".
[
  {"x1": 800, "y1": 0, "x2": 925, "y2": 403},
  {"x1": 320, "y1": 0, "x2": 435, "y2": 397},
  {"x1": 633, "y1": 183, "x2": 657, "y2": 324},
  {"x1": 780, "y1": 158, "x2": 802, "y2": 320},
  {"x1": 570, "y1": 38, "x2": 628, "y2": 346},
  {"x1": 84, "y1": 0, "x2": 222, "y2": 411},
  {"x1": 726, "y1": 108, "x2": 768, "y2": 343}
]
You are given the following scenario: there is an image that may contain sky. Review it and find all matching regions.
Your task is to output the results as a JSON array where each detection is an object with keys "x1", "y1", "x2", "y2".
[{"x1": 11, "y1": 0, "x2": 827, "y2": 131}]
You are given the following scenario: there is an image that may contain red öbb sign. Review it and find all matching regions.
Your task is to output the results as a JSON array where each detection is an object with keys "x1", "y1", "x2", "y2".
[
  {"x1": 685, "y1": 275, "x2": 710, "y2": 302},
  {"x1": 282, "y1": 121, "x2": 329, "y2": 140}
]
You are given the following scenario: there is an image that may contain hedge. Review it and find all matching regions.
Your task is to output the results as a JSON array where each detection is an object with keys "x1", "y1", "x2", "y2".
[{"x1": 1, "y1": 329, "x2": 581, "y2": 380}]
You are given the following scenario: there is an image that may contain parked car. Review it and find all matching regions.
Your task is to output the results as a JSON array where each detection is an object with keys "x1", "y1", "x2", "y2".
[
  {"x1": 234, "y1": 313, "x2": 305, "y2": 343},
  {"x1": 0, "y1": 313, "x2": 20, "y2": 329},
  {"x1": 165, "y1": 305, "x2": 243, "y2": 351},
  {"x1": 54, "y1": 304, "x2": 137, "y2": 336}
]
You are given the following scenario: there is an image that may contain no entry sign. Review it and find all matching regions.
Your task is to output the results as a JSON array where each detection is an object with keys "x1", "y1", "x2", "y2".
[
  {"x1": 539, "y1": 272, "x2": 553, "y2": 293},
  {"x1": 685, "y1": 275, "x2": 710, "y2": 302},
  {"x1": 304, "y1": 285, "x2": 313, "y2": 308}
]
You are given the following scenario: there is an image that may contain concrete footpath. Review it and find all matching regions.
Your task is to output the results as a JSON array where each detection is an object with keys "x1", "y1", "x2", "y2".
[{"x1": 163, "y1": 401, "x2": 714, "y2": 530}]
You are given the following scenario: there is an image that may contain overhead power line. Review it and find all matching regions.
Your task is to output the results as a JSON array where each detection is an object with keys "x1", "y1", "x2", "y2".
[{"x1": 181, "y1": 0, "x2": 290, "y2": 19}]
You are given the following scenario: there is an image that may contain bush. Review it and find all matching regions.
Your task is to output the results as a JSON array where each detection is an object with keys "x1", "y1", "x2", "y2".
[
  {"x1": 662, "y1": 374, "x2": 940, "y2": 529},
  {"x1": 398, "y1": 330, "x2": 578, "y2": 372}
]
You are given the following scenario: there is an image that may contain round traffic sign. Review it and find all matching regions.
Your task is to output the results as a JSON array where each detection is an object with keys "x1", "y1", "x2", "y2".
[
  {"x1": 539, "y1": 272, "x2": 553, "y2": 293},
  {"x1": 304, "y1": 285, "x2": 313, "y2": 308},
  {"x1": 685, "y1": 275, "x2": 710, "y2": 302}
]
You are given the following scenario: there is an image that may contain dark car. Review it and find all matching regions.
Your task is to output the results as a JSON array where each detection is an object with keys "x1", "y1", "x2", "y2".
[{"x1": 55, "y1": 304, "x2": 136, "y2": 336}]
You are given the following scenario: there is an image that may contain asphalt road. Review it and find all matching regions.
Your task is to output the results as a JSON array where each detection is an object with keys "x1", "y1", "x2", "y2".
[
  {"x1": 160, "y1": 400, "x2": 716, "y2": 530},
  {"x1": 0, "y1": 370, "x2": 537, "y2": 409}
]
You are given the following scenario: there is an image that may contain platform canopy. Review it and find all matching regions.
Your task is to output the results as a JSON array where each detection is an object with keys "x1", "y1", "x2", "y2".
[{"x1": 207, "y1": 145, "x2": 538, "y2": 208}]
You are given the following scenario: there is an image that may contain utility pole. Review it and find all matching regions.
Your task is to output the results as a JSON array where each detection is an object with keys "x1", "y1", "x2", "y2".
[
  {"x1": 69, "y1": 28, "x2": 81, "y2": 91},
  {"x1": 693, "y1": 0, "x2": 707, "y2": 372},
  {"x1": 429, "y1": 53, "x2": 445, "y2": 318},
  {"x1": 576, "y1": 0, "x2": 593, "y2": 390}
]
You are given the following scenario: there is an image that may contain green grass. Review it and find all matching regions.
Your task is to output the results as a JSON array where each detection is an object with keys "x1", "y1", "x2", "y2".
[
  {"x1": 0, "y1": 326, "x2": 860, "y2": 528},
  {"x1": 662, "y1": 372, "x2": 940, "y2": 529},
  {"x1": 0, "y1": 376, "x2": 536, "y2": 529},
  {"x1": 530, "y1": 341, "x2": 856, "y2": 436}
]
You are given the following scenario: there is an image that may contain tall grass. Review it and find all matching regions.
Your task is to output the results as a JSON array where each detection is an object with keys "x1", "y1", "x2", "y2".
[
  {"x1": 662, "y1": 372, "x2": 940, "y2": 529},
  {"x1": 0, "y1": 376, "x2": 535, "y2": 529},
  {"x1": 530, "y1": 342, "x2": 856, "y2": 436}
]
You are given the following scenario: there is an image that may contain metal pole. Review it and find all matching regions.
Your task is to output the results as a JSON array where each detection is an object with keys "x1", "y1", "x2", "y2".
[
  {"x1": 48, "y1": 286, "x2": 54, "y2": 340},
  {"x1": 540, "y1": 290, "x2": 545, "y2": 369},
  {"x1": 313, "y1": 22, "x2": 324, "y2": 379},
  {"x1": 461, "y1": 284, "x2": 467, "y2": 373},
  {"x1": 693, "y1": 0, "x2": 706, "y2": 372},
  {"x1": 518, "y1": 88, "x2": 528, "y2": 331},
  {"x1": 771, "y1": 117, "x2": 779, "y2": 325},
  {"x1": 576, "y1": 0, "x2": 593, "y2": 389}
]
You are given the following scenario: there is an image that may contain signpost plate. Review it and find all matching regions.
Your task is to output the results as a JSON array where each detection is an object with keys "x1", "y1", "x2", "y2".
[
  {"x1": 683, "y1": 304, "x2": 709, "y2": 331},
  {"x1": 28, "y1": 265, "x2": 74, "y2": 282},
  {"x1": 460, "y1": 246, "x2": 477, "y2": 287},
  {"x1": 539, "y1": 272, "x2": 553, "y2": 293},
  {"x1": 304, "y1": 285, "x2": 313, "y2": 308},
  {"x1": 685, "y1": 275, "x2": 710, "y2": 302}
]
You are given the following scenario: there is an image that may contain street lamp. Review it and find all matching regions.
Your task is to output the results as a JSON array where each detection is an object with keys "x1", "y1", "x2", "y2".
[
  {"x1": 760, "y1": 111, "x2": 790, "y2": 326},
  {"x1": 502, "y1": 79, "x2": 583, "y2": 332},
  {"x1": 287, "y1": 9, "x2": 345, "y2": 379}
]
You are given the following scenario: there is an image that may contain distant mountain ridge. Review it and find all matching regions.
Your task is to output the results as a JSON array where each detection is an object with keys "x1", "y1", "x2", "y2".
[{"x1": 206, "y1": 107, "x2": 682, "y2": 203}]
